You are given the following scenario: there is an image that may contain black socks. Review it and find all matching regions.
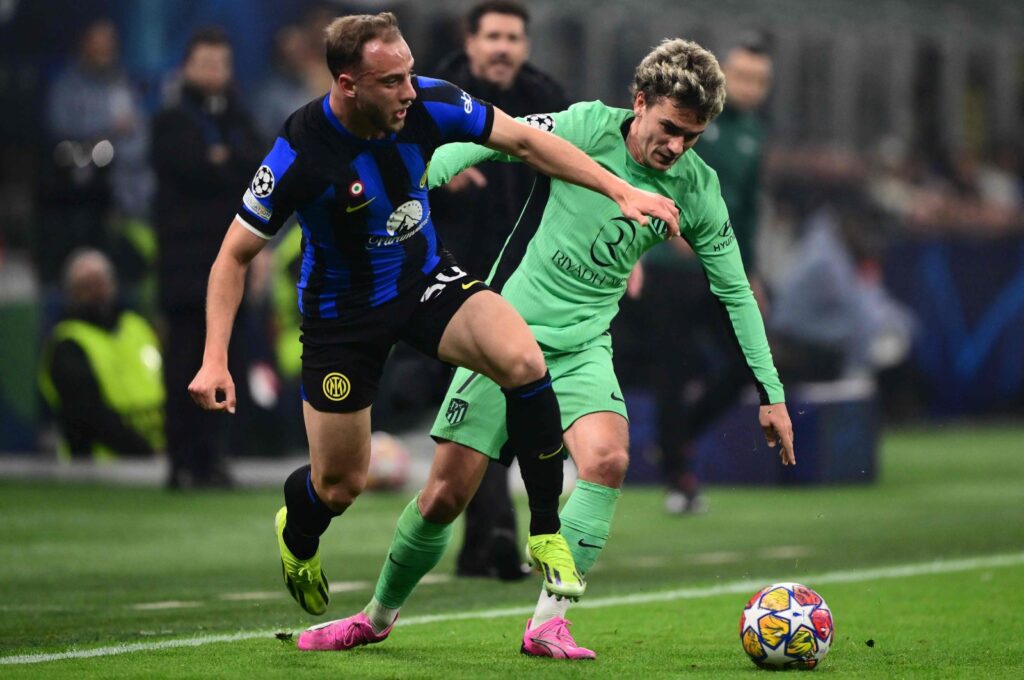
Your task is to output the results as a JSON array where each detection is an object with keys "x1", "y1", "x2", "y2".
[
  {"x1": 282, "y1": 464, "x2": 339, "y2": 559},
  {"x1": 501, "y1": 371, "x2": 564, "y2": 536}
]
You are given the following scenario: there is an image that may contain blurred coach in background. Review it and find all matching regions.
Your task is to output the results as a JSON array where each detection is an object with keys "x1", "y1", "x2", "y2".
[
  {"x1": 431, "y1": 0, "x2": 569, "y2": 581},
  {"x1": 152, "y1": 27, "x2": 264, "y2": 489}
]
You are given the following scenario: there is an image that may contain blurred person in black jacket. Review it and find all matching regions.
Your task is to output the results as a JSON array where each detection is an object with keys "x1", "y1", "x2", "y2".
[
  {"x1": 152, "y1": 27, "x2": 264, "y2": 489},
  {"x1": 430, "y1": 0, "x2": 568, "y2": 582},
  {"x1": 40, "y1": 18, "x2": 151, "y2": 285}
]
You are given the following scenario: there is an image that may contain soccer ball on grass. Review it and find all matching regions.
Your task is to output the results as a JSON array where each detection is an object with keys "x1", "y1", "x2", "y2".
[{"x1": 739, "y1": 582, "x2": 834, "y2": 670}]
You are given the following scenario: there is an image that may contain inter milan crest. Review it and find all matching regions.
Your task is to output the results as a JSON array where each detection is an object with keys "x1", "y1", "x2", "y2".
[{"x1": 445, "y1": 398, "x2": 469, "y2": 426}]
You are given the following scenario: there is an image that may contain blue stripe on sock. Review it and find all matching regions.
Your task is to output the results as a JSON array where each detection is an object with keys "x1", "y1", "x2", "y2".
[
  {"x1": 517, "y1": 379, "x2": 552, "y2": 398},
  {"x1": 306, "y1": 471, "x2": 318, "y2": 504}
]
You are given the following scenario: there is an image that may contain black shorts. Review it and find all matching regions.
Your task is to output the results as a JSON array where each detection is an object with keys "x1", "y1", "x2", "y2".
[{"x1": 300, "y1": 254, "x2": 490, "y2": 413}]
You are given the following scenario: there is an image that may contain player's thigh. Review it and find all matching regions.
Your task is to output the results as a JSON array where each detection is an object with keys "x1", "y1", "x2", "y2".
[
  {"x1": 303, "y1": 401, "x2": 373, "y2": 486},
  {"x1": 418, "y1": 440, "x2": 490, "y2": 523},
  {"x1": 436, "y1": 290, "x2": 545, "y2": 387},
  {"x1": 430, "y1": 366, "x2": 509, "y2": 462}
]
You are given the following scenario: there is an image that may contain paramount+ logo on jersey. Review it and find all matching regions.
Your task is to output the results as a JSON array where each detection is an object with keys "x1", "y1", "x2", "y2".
[{"x1": 366, "y1": 199, "x2": 430, "y2": 248}]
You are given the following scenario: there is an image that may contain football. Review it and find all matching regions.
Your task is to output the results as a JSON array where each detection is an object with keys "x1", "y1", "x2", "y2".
[
  {"x1": 739, "y1": 582, "x2": 834, "y2": 670},
  {"x1": 365, "y1": 431, "x2": 411, "y2": 491}
]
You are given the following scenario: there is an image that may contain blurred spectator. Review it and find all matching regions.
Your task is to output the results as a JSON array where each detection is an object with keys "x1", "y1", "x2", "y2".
[
  {"x1": 861, "y1": 138, "x2": 1023, "y2": 237},
  {"x1": 632, "y1": 35, "x2": 775, "y2": 515},
  {"x1": 254, "y1": 25, "x2": 317, "y2": 140},
  {"x1": 38, "y1": 249, "x2": 164, "y2": 460},
  {"x1": 38, "y1": 18, "x2": 152, "y2": 284},
  {"x1": 151, "y1": 27, "x2": 264, "y2": 489},
  {"x1": 429, "y1": 0, "x2": 568, "y2": 582},
  {"x1": 769, "y1": 202, "x2": 915, "y2": 380}
]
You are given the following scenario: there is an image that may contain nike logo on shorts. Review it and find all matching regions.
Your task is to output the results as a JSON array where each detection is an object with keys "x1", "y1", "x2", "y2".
[
  {"x1": 461, "y1": 280, "x2": 481, "y2": 290},
  {"x1": 610, "y1": 393, "x2": 625, "y2": 403},
  {"x1": 346, "y1": 197, "x2": 376, "y2": 213}
]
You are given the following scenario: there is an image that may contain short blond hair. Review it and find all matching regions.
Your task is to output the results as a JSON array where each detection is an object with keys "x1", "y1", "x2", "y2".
[
  {"x1": 324, "y1": 12, "x2": 403, "y2": 78},
  {"x1": 631, "y1": 39, "x2": 726, "y2": 123}
]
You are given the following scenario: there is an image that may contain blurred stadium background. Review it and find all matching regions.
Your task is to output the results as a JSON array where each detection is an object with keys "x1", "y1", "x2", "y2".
[
  {"x1": 1, "y1": 0, "x2": 1023, "y2": 673},
  {"x1": 2, "y1": 0, "x2": 1023, "y2": 459}
]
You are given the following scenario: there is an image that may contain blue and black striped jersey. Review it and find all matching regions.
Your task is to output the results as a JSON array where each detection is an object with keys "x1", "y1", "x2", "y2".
[{"x1": 236, "y1": 77, "x2": 494, "y2": 323}]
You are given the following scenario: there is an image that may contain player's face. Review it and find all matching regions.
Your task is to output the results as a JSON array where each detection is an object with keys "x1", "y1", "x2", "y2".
[
  {"x1": 629, "y1": 92, "x2": 707, "y2": 171},
  {"x1": 350, "y1": 38, "x2": 417, "y2": 135},
  {"x1": 465, "y1": 13, "x2": 529, "y2": 90},
  {"x1": 723, "y1": 49, "x2": 773, "y2": 112}
]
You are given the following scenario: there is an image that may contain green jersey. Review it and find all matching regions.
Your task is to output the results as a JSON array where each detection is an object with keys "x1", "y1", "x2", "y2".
[{"x1": 428, "y1": 100, "x2": 783, "y2": 403}]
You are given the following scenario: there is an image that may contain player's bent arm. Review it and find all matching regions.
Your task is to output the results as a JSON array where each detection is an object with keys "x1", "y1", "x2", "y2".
[
  {"x1": 699, "y1": 244, "x2": 785, "y2": 405},
  {"x1": 190, "y1": 218, "x2": 267, "y2": 412},
  {"x1": 428, "y1": 142, "x2": 505, "y2": 189},
  {"x1": 202, "y1": 218, "x2": 268, "y2": 368},
  {"x1": 483, "y1": 109, "x2": 680, "y2": 234}
]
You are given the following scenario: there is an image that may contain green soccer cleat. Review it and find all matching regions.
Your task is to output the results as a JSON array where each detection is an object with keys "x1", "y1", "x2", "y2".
[
  {"x1": 275, "y1": 506, "x2": 330, "y2": 615},
  {"x1": 526, "y1": 534, "x2": 586, "y2": 600}
]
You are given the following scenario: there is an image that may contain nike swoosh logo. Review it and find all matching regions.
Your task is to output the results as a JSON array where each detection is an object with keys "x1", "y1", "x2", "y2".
[
  {"x1": 346, "y1": 197, "x2": 376, "y2": 213},
  {"x1": 610, "y1": 392, "x2": 625, "y2": 403},
  {"x1": 461, "y1": 280, "x2": 481, "y2": 290},
  {"x1": 538, "y1": 445, "x2": 563, "y2": 460},
  {"x1": 419, "y1": 164, "x2": 430, "y2": 188},
  {"x1": 578, "y1": 538, "x2": 604, "y2": 549},
  {"x1": 388, "y1": 553, "x2": 412, "y2": 568}
]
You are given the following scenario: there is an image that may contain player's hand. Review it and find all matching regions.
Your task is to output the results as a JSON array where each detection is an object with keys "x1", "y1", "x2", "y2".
[
  {"x1": 444, "y1": 167, "x2": 487, "y2": 193},
  {"x1": 615, "y1": 184, "x2": 680, "y2": 237},
  {"x1": 759, "y1": 403, "x2": 795, "y2": 466},
  {"x1": 188, "y1": 362, "x2": 236, "y2": 414}
]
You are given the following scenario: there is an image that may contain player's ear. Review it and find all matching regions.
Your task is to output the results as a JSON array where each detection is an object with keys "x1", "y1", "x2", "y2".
[
  {"x1": 633, "y1": 91, "x2": 646, "y2": 117},
  {"x1": 337, "y1": 72, "x2": 357, "y2": 98}
]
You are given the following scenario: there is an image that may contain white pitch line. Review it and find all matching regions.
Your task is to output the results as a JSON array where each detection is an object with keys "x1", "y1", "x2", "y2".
[
  {"x1": 3, "y1": 551, "x2": 1022, "y2": 666},
  {"x1": 129, "y1": 601, "x2": 202, "y2": 611}
]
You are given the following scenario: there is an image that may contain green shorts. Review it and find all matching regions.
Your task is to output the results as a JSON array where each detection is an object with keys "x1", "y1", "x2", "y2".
[{"x1": 430, "y1": 341, "x2": 628, "y2": 462}]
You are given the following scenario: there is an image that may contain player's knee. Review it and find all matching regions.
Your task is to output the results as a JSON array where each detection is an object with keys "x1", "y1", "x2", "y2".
[
  {"x1": 495, "y1": 344, "x2": 547, "y2": 388},
  {"x1": 418, "y1": 480, "x2": 470, "y2": 524},
  {"x1": 314, "y1": 472, "x2": 366, "y2": 513},
  {"x1": 578, "y1": 447, "x2": 629, "y2": 487}
]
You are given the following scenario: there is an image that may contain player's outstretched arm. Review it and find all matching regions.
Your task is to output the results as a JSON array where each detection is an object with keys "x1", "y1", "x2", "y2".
[
  {"x1": 759, "y1": 403, "x2": 795, "y2": 466},
  {"x1": 188, "y1": 218, "x2": 267, "y2": 414},
  {"x1": 484, "y1": 109, "x2": 680, "y2": 236}
]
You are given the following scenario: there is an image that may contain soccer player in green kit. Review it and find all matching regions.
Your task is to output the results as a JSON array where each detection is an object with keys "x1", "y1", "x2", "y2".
[{"x1": 298, "y1": 38, "x2": 795, "y2": 659}]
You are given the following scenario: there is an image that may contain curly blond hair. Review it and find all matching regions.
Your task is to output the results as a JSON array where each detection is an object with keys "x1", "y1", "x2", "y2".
[{"x1": 631, "y1": 39, "x2": 726, "y2": 123}]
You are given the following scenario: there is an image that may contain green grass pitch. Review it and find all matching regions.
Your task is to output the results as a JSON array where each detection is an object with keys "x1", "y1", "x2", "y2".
[{"x1": 2, "y1": 424, "x2": 1023, "y2": 677}]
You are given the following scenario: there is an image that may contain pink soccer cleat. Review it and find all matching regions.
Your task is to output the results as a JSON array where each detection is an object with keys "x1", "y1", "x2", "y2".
[
  {"x1": 297, "y1": 612, "x2": 396, "y2": 651},
  {"x1": 520, "y1": 617, "x2": 596, "y2": 660}
]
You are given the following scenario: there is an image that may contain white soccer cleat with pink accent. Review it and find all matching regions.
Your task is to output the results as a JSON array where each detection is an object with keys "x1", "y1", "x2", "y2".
[
  {"x1": 520, "y1": 617, "x2": 596, "y2": 660},
  {"x1": 297, "y1": 611, "x2": 395, "y2": 651}
]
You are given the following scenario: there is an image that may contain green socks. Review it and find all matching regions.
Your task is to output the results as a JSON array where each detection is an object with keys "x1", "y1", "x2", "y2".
[
  {"x1": 557, "y1": 479, "x2": 621, "y2": 575},
  {"x1": 372, "y1": 497, "x2": 453, "y2": 609}
]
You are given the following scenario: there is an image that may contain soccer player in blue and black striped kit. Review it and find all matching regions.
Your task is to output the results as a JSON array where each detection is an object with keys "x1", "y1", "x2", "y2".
[{"x1": 188, "y1": 12, "x2": 679, "y2": 648}]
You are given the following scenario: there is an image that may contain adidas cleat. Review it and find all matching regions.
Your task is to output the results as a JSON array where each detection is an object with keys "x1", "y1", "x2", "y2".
[
  {"x1": 526, "y1": 534, "x2": 586, "y2": 600},
  {"x1": 275, "y1": 506, "x2": 330, "y2": 615}
]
